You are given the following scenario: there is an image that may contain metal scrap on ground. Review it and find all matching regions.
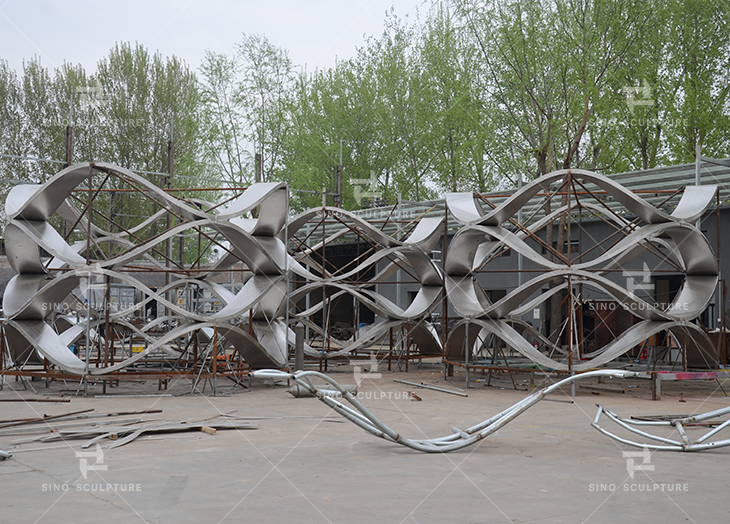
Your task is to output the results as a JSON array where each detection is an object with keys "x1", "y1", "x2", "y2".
[{"x1": 1, "y1": 409, "x2": 258, "y2": 452}]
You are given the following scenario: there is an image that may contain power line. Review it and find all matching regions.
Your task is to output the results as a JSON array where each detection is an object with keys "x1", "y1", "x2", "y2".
[
  {"x1": 0, "y1": 153, "x2": 65, "y2": 164},
  {"x1": 0, "y1": 153, "x2": 206, "y2": 182}
]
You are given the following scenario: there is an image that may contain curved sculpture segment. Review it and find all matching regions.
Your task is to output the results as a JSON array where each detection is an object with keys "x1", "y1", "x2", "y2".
[
  {"x1": 444, "y1": 169, "x2": 719, "y2": 371},
  {"x1": 592, "y1": 402, "x2": 730, "y2": 451},
  {"x1": 253, "y1": 369, "x2": 646, "y2": 452},
  {"x1": 285, "y1": 207, "x2": 444, "y2": 359},
  {"x1": 254, "y1": 368, "x2": 730, "y2": 453},
  {"x1": 2, "y1": 163, "x2": 719, "y2": 376},
  {"x1": 2, "y1": 162, "x2": 291, "y2": 375}
]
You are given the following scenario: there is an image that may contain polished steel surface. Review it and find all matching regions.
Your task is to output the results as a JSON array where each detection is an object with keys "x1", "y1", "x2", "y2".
[
  {"x1": 2, "y1": 163, "x2": 291, "y2": 375},
  {"x1": 1, "y1": 163, "x2": 720, "y2": 376},
  {"x1": 444, "y1": 169, "x2": 719, "y2": 370}
]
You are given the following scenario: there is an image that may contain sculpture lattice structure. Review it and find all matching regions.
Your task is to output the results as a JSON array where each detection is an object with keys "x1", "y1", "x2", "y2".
[
  {"x1": 443, "y1": 169, "x2": 719, "y2": 371},
  {"x1": 0, "y1": 164, "x2": 720, "y2": 379},
  {"x1": 1, "y1": 162, "x2": 443, "y2": 377}
]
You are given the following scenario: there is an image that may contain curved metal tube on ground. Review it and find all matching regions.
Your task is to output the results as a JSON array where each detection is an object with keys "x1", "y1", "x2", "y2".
[
  {"x1": 592, "y1": 403, "x2": 730, "y2": 451},
  {"x1": 251, "y1": 369, "x2": 641, "y2": 453}
]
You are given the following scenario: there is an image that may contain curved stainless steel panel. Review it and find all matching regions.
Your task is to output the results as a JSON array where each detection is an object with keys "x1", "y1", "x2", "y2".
[
  {"x1": 2, "y1": 165, "x2": 295, "y2": 374},
  {"x1": 444, "y1": 168, "x2": 719, "y2": 370}
]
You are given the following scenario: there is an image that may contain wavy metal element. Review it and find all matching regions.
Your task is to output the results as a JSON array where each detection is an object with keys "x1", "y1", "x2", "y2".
[
  {"x1": 3, "y1": 162, "x2": 290, "y2": 375},
  {"x1": 592, "y1": 403, "x2": 730, "y2": 451},
  {"x1": 285, "y1": 207, "x2": 444, "y2": 359},
  {"x1": 252, "y1": 368, "x2": 641, "y2": 452},
  {"x1": 256, "y1": 368, "x2": 730, "y2": 453},
  {"x1": 444, "y1": 169, "x2": 719, "y2": 370}
]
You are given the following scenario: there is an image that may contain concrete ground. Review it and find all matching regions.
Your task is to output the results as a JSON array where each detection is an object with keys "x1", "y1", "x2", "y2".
[{"x1": 1, "y1": 364, "x2": 729, "y2": 524}]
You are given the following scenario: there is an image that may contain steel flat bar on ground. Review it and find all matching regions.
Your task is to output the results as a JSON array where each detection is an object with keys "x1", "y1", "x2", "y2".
[
  {"x1": 0, "y1": 398, "x2": 70, "y2": 403},
  {"x1": 0, "y1": 409, "x2": 94, "y2": 429},
  {"x1": 0, "y1": 410, "x2": 162, "y2": 427},
  {"x1": 393, "y1": 379, "x2": 468, "y2": 397}
]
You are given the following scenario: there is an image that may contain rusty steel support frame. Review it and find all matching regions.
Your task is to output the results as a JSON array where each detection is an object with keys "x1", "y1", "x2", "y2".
[
  {"x1": 285, "y1": 205, "x2": 442, "y2": 367},
  {"x1": 2, "y1": 161, "x2": 445, "y2": 388},
  {"x1": 0, "y1": 162, "x2": 289, "y2": 387}
]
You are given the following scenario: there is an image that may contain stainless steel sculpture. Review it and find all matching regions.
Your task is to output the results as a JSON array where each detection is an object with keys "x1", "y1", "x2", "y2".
[
  {"x1": 2, "y1": 162, "x2": 444, "y2": 377},
  {"x1": 285, "y1": 207, "x2": 444, "y2": 359},
  {"x1": 3, "y1": 162, "x2": 291, "y2": 375},
  {"x1": 1, "y1": 164, "x2": 720, "y2": 378},
  {"x1": 443, "y1": 169, "x2": 719, "y2": 371}
]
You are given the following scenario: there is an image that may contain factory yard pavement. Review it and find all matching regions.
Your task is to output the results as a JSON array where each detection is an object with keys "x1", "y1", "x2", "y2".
[{"x1": 1, "y1": 365, "x2": 729, "y2": 524}]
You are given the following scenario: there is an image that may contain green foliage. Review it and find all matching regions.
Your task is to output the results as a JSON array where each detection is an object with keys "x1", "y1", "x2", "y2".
[
  {"x1": 2, "y1": 0, "x2": 730, "y2": 218},
  {"x1": 199, "y1": 34, "x2": 295, "y2": 188},
  {"x1": 0, "y1": 44, "x2": 213, "y2": 265}
]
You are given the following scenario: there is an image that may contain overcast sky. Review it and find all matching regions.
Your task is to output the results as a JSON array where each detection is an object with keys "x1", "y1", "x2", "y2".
[{"x1": 0, "y1": 0, "x2": 427, "y2": 75}]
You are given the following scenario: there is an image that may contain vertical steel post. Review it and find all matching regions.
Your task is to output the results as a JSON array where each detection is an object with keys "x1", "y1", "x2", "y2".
[
  {"x1": 103, "y1": 275, "x2": 111, "y2": 394},
  {"x1": 0, "y1": 325, "x2": 5, "y2": 390},
  {"x1": 305, "y1": 223, "x2": 311, "y2": 345},
  {"x1": 464, "y1": 322, "x2": 470, "y2": 389},
  {"x1": 443, "y1": 201, "x2": 449, "y2": 379},
  {"x1": 285, "y1": 209, "x2": 290, "y2": 366},
  {"x1": 84, "y1": 165, "x2": 93, "y2": 397},
  {"x1": 65, "y1": 93, "x2": 74, "y2": 169},
  {"x1": 295, "y1": 323, "x2": 304, "y2": 371},
  {"x1": 396, "y1": 194, "x2": 403, "y2": 356},
  {"x1": 695, "y1": 142, "x2": 701, "y2": 186},
  {"x1": 213, "y1": 326, "x2": 218, "y2": 395},
  {"x1": 517, "y1": 175, "x2": 523, "y2": 288},
  {"x1": 335, "y1": 165, "x2": 343, "y2": 208},
  {"x1": 165, "y1": 118, "x2": 174, "y2": 322}
]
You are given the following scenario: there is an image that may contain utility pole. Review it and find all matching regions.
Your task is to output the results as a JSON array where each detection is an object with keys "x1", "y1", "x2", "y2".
[
  {"x1": 165, "y1": 116, "x2": 174, "y2": 321},
  {"x1": 335, "y1": 165, "x2": 343, "y2": 208},
  {"x1": 255, "y1": 153, "x2": 262, "y2": 184},
  {"x1": 65, "y1": 94, "x2": 74, "y2": 168},
  {"x1": 335, "y1": 139, "x2": 343, "y2": 207}
]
